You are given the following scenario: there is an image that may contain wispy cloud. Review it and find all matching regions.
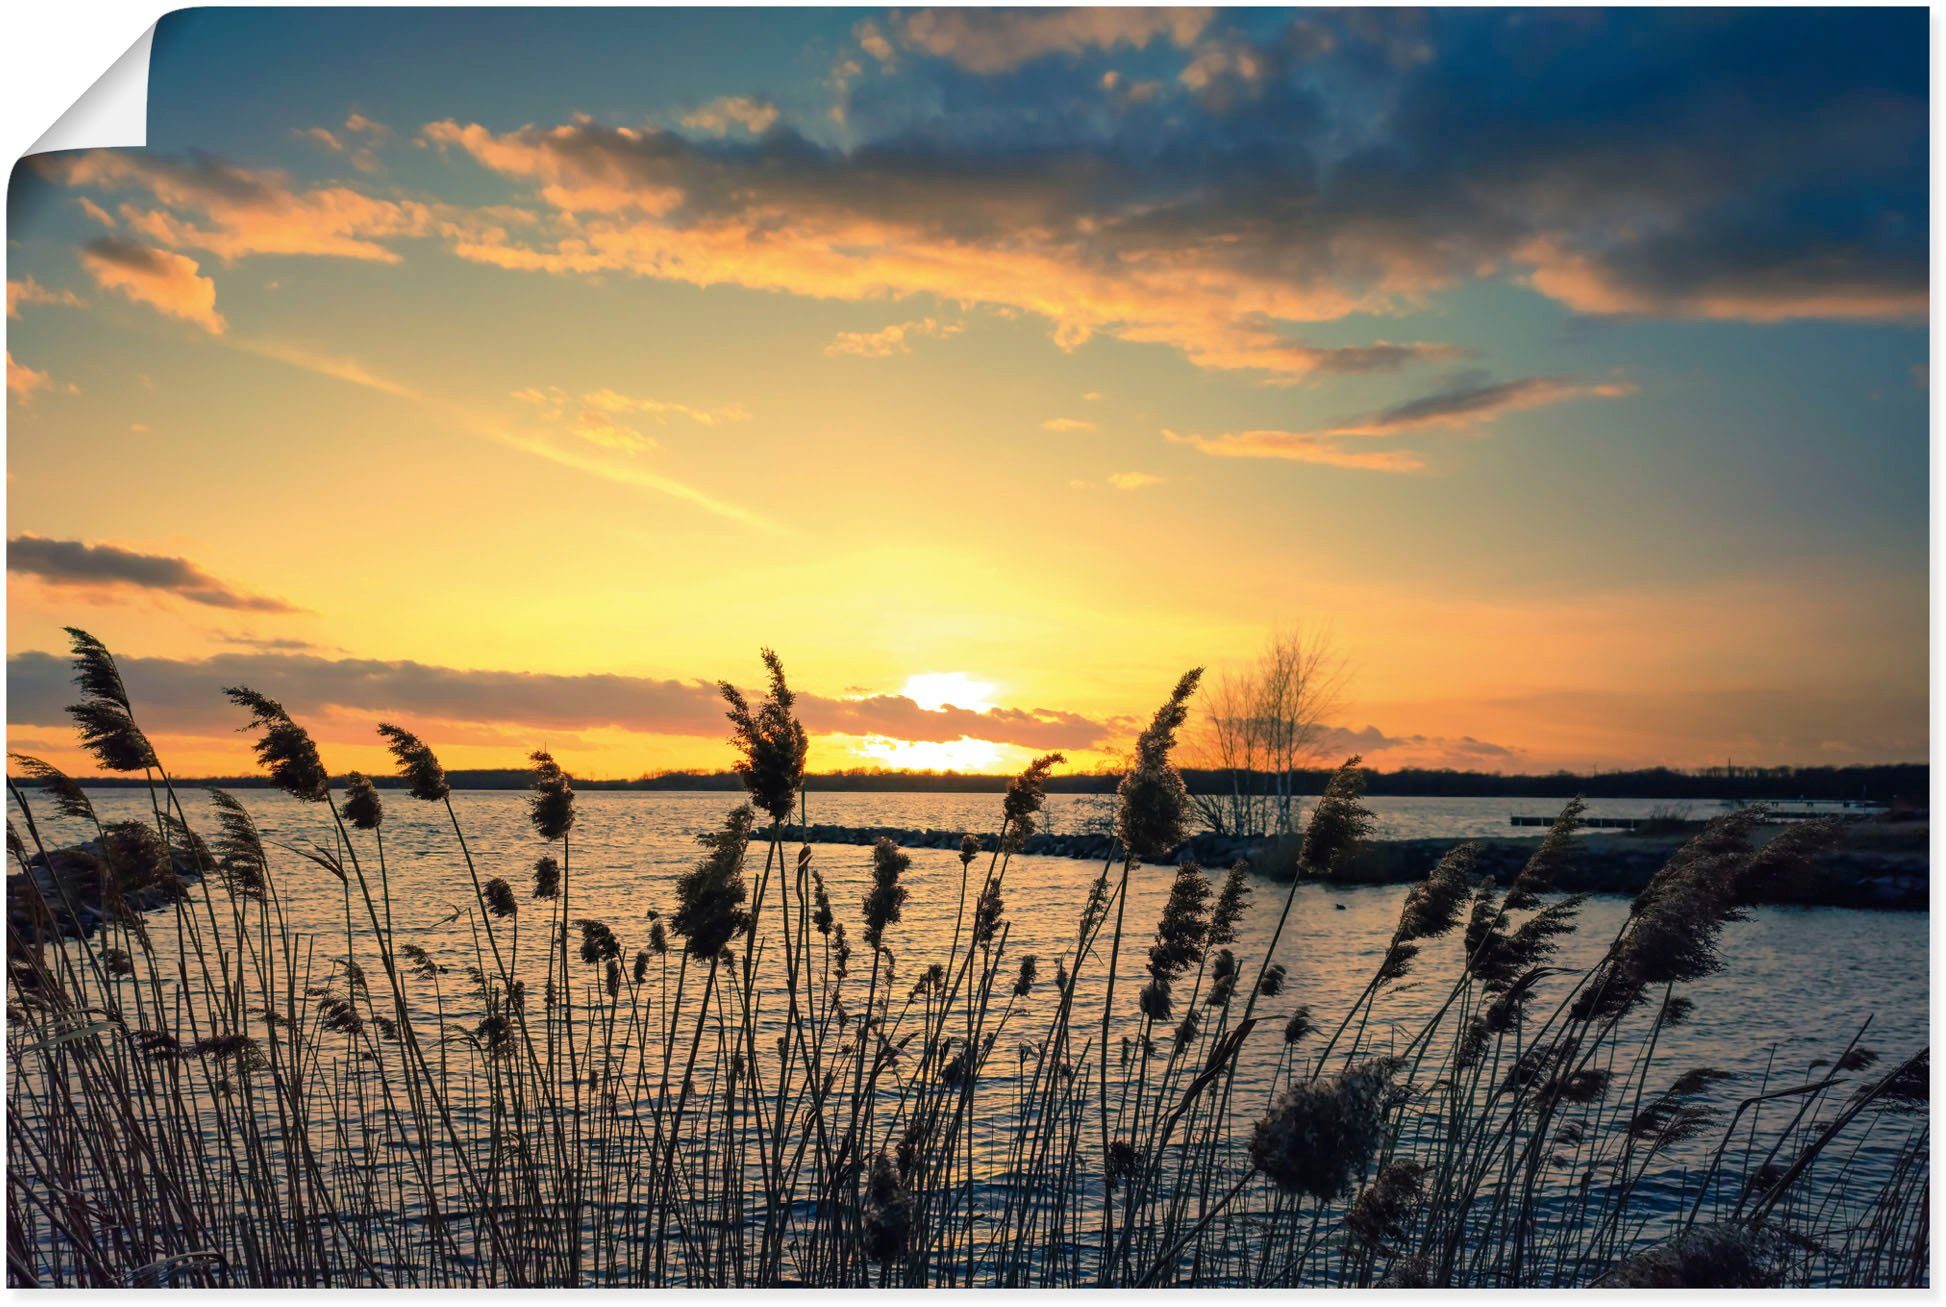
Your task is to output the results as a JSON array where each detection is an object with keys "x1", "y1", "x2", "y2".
[
  {"x1": 1165, "y1": 429, "x2": 1425, "y2": 472},
  {"x1": 295, "y1": 113, "x2": 391, "y2": 171},
  {"x1": 824, "y1": 316, "x2": 962, "y2": 358},
  {"x1": 890, "y1": 7, "x2": 1212, "y2": 73},
  {"x1": 8, "y1": 535, "x2": 303, "y2": 612},
  {"x1": 1108, "y1": 470, "x2": 1164, "y2": 490},
  {"x1": 43, "y1": 150, "x2": 431, "y2": 263},
  {"x1": 229, "y1": 338, "x2": 420, "y2": 398},
  {"x1": 7, "y1": 277, "x2": 86, "y2": 318},
  {"x1": 421, "y1": 119, "x2": 1464, "y2": 382},
  {"x1": 79, "y1": 238, "x2": 225, "y2": 333},
  {"x1": 1321, "y1": 376, "x2": 1638, "y2": 437},
  {"x1": 7, "y1": 354, "x2": 58, "y2": 404},
  {"x1": 681, "y1": 96, "x2": 780, "y2": 136},
  {"x1": 1166, "y1": 374, "x2": 1635, "y2": 472},
  {"x1": 1042, "y1": 417, "x2": 1096, "y2": 433}
]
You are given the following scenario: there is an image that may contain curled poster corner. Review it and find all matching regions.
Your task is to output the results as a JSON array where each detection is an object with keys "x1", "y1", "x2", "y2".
[{"x1": 27, "y1": 23, "x2": 155, "y2": 157}]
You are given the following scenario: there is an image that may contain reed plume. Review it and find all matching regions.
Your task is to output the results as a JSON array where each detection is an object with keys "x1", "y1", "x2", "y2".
[
  {"x1": 62, "y1": 627, "x2": 157, "y2": 772},
  {"x1": 224, "y1": 687, "x2": 329, "y2": 802},
  {"x1": 1251, "y1": 1056, "x2": 1402, "y2": 1200},
  {"x1": 720, "y1": 650, "x2": 808, "y2": 822},
  {"x1": 1299, "y1": 756, "x2": 1374, "y2": 876},
  {"x1": 341, "y1": 771, "x2": 383, "y2": 830},
  {"x1": 673, "y1": 804, "x2": 755, "y2": 959},
  {"x1": 1116, "y1": 670, "x2": 1201, "y2": 860},
  {"x1": 862, "y1": 836, "x2": 910, "y2": 951},
  {"x1": 376, "y1": 722, "x2": 450, "y2": 801}
]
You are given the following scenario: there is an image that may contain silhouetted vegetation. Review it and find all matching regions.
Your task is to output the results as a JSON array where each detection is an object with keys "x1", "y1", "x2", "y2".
[{"x1": 4, "y1": 630, "x2": 1928, "y2": 1286}]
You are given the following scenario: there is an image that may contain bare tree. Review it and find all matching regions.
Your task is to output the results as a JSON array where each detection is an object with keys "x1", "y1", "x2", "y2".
[{"x1": 1190, "y1": 626, "x2": 1347, "y2": 837}]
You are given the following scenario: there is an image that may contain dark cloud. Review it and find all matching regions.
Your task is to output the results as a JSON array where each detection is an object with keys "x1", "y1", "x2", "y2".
[
  {"x1": 9, "y1": 535, "x2": 301, "y2": 612},
  {"x1": 1319, "y1": 724, "x2": 1521, "y2": 765},
  {"x1": 45, "y1": 9, "x2": 1925, "y2": 382},
  {"x1": 7, "y1": 650, "x2": 1114, "y2": 752}
]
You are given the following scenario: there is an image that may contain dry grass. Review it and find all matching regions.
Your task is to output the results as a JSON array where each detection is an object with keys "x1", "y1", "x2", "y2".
[{"x1": 3, "y1": 629, "x2": 1928, "y2": 1287}]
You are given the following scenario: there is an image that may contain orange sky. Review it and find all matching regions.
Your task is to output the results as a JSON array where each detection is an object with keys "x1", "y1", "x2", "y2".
[{"x1": 4, "y1": 8, "x2": 1928, "y2": 780}]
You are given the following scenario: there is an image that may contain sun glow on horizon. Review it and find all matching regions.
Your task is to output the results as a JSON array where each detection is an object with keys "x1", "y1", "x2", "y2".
[
  {"x1": 845, "y1": 733, "x2": 1010, "y2": 773},
  {"x1": 900, "y1": 672, "x2": 999, "y2": 713}
]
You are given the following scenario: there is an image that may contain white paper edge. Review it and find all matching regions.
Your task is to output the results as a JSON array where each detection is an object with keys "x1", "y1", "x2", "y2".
[{"x1": 26, "y1": 23, "x2": 154, "y2": 157}]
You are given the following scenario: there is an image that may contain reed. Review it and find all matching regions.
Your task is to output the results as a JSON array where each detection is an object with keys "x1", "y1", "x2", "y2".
[{"x1": 3, "y1": 630, "x2": 1927, "y2": 1287}]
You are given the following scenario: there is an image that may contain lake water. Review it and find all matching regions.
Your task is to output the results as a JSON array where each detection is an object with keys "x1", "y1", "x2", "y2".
[
  {"x1": 12, "y1": 786, "x2": 1929, "y2": 1283},
  {"x1": 24, "y1": 786, "x2": 1928, "y2": 1114}
]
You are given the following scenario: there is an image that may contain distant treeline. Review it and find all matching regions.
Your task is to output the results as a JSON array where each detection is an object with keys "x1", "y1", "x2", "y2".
[{"x1": 57, "y1": 763, "x2": 1928, "y2": 804}]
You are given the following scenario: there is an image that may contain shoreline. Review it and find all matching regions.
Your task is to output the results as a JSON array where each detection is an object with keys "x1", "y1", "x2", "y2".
[{"x1": 760, "y1": 822, "x2": 1930, "y2": 912}]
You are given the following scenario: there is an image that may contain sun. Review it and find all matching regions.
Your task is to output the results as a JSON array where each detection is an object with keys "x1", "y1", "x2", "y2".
[
  {"x1": 848, "y1": 734, "x2": 1008, "y2": 772},
  {"x1": 900, "y1": 671, "x2": 999, "y2": 713}
]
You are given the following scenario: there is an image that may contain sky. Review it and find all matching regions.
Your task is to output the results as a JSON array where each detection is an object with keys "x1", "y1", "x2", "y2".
[{"x1": 3, "y1": 6, "x2": 1930, "y2": 779}]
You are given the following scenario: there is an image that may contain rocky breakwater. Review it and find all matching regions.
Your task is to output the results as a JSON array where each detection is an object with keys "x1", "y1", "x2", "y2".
[
  {"x1": 763, "y1": 820, "x2": 1927, "y2": 911},
  {"x1": 7, "y1": 824, "x2": 203, "y2": 943}
]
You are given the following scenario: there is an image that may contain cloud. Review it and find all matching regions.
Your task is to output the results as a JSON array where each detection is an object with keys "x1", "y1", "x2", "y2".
[
  {"x1": 1108, "y1": 470, "x2": 1164, "y2": 490},
  {"x1": 681, "y1": 96, "x2": 781, "y2": 136},
  {"x1": 412, "y1": 8, "x2": 1920, "y2": 379},
  {"x1": 1164, "y1": 374, "x2": 1635, "y2": 471},
  {"x1": 513, "y1": 384, "x2": 748, "y2": 431},
  {"x1": 7, "y1": 535, "x2": 302, "y2": 612},
  {"x1": 1323, "y1": 376, "x2": 1637, "y2": 437},
  {"x1": 42, "y1": 151, "x2": 433, "y2": 263},
  {"x1": 7, "y1": 354, "x2": 55, "y2": 404},
  {"x1": 78, "y1": 237, "x2": 226, "y2": 333},
  {"x1": 228, "y1": 338, "x2": 420, "y2": 398},
  {"x1": 296, "y1": 126, "x2": 344, "y2": 152},
  {"x1": 854, "y1": 20, "x2": 896, "y2": 65},
  {"x1": 420, "y1": 117, "x2": 1467, "y2": 382},
  {"x1": 6, "y1": 649, "x2": 1113, "y2": 754},
  {"x1": 824, "y1": 316, "x2": 962, "y2": 358},
  {"x1": 891, "y1": 8, "x2": 1213, "y2": 73},
  {"x1": 1165, "y1": 429, "x2": 1425, "y2": 472},
  {"x1": 1317, "y1": 723, "x2": 1523, "y2": 768},
  {"x1": 1042, "y1": 417, "x2": 1096, "y2": 432},
  {"x1": 7, "y1": 276, "x2": 86, "y2": 317}
]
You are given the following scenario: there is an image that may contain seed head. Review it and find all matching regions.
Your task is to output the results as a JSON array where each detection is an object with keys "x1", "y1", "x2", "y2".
[
  {"x1": 529, "y1": 749, "x2": 575, "y2": 840},
  {"x1": 1283, "y1": 1006, "x2": 1317, "y2": 1045},
  {"x1": 1207, "y1": 862, "x2": 1250, "y2": 947},
  {"x1": 1300, "y1": 757, "x2": 1374, "y2": 877},
  {"x1": 1013, "y1": 954, "x2": 1038, "y2": 996},
  {"x1": 481, "y1": 877, "x2": 517, "y2": 918},
  {"x1": 206, "y1": 788, "x2": 270, "y2": 902},
  {"x1": 532, "y1": 855, "x2": 561, "y2": 900},
  {"x1": 9, "y1": 753, "x2": 95, "y2": 823},
  {"x1": 1115, "y1": 670, "x2": 1202, "y2": 860},
  {"x1": 578, "y1": 918, "x2": 619, "y2": 965},
  {"x1": 862, "y1": 836, "x2": 910, "y2": 950},
  {"x1": 1003, "y1": 752, "x2": 1065, "y2": 845},
  {"x1": 62, "y1": 629, "x2": 157, "y2": 773},
  {"x1": 1345, "y1": 1160, "x2": 1425, "y2": 1250},
  {"x1": 719, "y1": 650, "x2": 808, "y2": 823},
  {"x1": 673, "y1": 804, "x2": 755, "y2": 960},
  {"x1": 376, "y1": 723, "x2": 450, "y2": 802},
  {"x1": 342, "y1": 772, "x2": 383, "y2": 830},
  {"x1": 225, "y1": 687, "x2": 329, "y2": 802},
  {"x1": 973, "y1": 877, "x2": 1005, "y2": 947},
  {"x1": 1250, "y1": 1056, "x2": 1402, "y2": 1199},
  {"x1": 861, "y1": 1149, "x2": 911, "y2": 1265}
]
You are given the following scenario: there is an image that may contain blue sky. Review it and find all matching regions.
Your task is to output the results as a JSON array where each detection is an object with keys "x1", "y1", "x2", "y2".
[{"x1": 5, "y1": 7, "x2": 1929, "y2": 775}]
